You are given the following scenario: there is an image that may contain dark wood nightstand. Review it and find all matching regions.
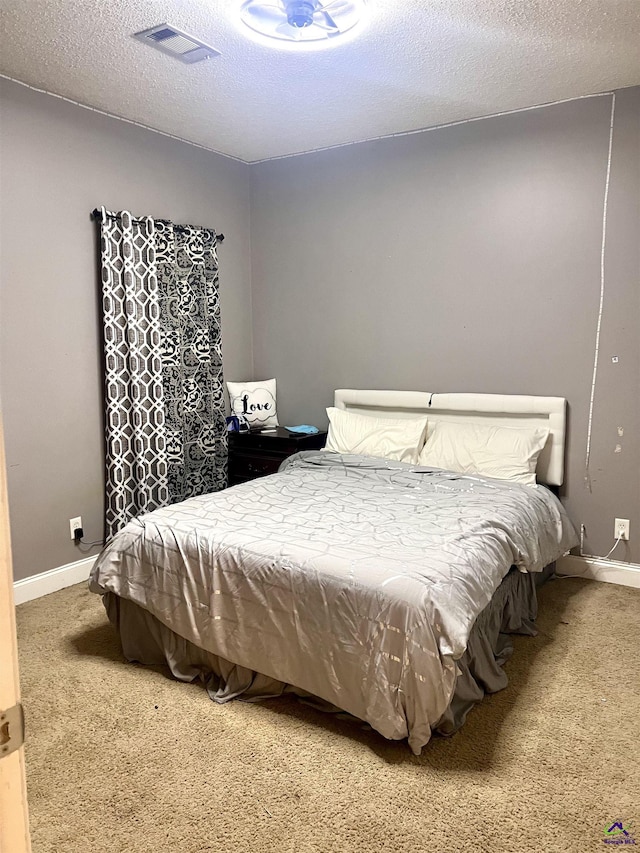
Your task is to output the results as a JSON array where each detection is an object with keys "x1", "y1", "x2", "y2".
[{"x1": 228, "y1": 427, "x2": 327, "y2": 486}]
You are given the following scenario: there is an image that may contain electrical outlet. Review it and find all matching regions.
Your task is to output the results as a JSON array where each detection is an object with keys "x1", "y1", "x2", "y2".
[
  {"x1": 614, "y1": 518, "x2": 630, "y2": 541},
  {"x1": 69, "y1": 516, "x2": 83, "y2": 541}
]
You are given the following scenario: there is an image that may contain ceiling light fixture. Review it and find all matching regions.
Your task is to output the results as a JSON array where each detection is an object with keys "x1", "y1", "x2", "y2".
[{"x1": 238, "y1": 0, "x2": 366, "y2": 49}]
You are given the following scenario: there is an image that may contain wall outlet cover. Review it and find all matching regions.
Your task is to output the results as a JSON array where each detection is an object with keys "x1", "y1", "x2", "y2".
[
  {"x1": 69, "y1": 516, "x2": 83, "y2": 540},
  {"x1": 614, "y1": 518, "x2": 630, "y2": 541}
]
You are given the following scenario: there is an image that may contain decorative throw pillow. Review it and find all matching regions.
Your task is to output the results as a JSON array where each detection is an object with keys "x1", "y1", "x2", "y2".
[
  {"x1": 325, "y1": 407, "x2": 429, "y2": 464},
  {"x1": 227, "y1": 378, "x2": 279, "y2": 429},
  {"x1": 417, "y1": 420, "x2": 550, "y2": 485}
]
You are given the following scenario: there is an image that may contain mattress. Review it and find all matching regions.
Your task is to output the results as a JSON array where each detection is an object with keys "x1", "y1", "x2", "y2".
[{"x1": 89, "y1": 451, "x2": 577, "y2": 753}]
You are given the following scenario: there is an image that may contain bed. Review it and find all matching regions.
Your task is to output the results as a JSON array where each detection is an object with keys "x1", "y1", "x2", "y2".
[{"x1": 89, "y1": 390, "x2": 577, "y2": 754}]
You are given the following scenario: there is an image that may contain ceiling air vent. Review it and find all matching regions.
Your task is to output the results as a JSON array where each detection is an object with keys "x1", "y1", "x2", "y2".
[{"x1": 134, "y1": 24, "x2": 221, "y2": 63}]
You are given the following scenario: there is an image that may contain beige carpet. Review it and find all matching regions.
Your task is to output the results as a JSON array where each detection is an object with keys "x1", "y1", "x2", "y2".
[{"x1": 16, "y1": 577, "x2": 639, "y2": 853}]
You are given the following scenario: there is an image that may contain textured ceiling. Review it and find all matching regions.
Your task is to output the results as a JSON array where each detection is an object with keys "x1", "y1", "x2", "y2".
[{"x1": 1, "y1": 0, "x2": 639, "y2": 163}]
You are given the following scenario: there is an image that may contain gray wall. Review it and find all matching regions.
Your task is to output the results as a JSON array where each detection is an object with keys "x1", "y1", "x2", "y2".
[
  {"x1": 0, "y1": 79, "x2": 253, "y2": 581},
  {"x1": 251, "y1": 88, "x2": 640, "y2": 563}
]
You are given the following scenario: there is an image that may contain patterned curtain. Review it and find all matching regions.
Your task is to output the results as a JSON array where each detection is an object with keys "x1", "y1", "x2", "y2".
[
  {"x1": 154, "y1": 219, "x2": 227, "y2": 504},
  {"x1": 99, "y1": 208, "x2": 227, "y2": 539}
]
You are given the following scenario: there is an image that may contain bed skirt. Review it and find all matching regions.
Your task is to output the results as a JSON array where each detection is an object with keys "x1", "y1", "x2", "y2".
[{"x1": 99, "y1": 563, "x2": 554, "y2": 745}]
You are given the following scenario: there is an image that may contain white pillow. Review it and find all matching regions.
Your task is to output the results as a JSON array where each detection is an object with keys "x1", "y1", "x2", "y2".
[
  {"x1": 325, "y1": 407, "x2": 428, "y2": 464},
  {"x1": 227, "y1": 378, "x2": 278, "y2": 429},
  {"x1": 417, "y1": 420, "x2": 550, "y2": 485}
]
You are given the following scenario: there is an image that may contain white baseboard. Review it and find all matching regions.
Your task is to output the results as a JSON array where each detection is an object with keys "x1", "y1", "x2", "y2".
[
  {"x1": 13, "y1": 556, "x2": 97, "y2": 605},
  {"x1": 557, "y1": 555, "x2": 640, "y2": 589}
]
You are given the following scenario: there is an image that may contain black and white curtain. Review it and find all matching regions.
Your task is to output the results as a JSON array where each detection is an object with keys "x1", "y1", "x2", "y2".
[{"x1": 98, "y1": 208, "x2": 227, "y2": 539}]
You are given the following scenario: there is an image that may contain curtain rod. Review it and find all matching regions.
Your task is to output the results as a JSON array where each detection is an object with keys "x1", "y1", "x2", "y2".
[{"x1": 90, "y1": 209, "x2": 225, "y2": 243}]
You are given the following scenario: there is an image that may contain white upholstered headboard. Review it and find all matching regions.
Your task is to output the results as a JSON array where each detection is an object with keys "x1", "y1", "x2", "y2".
[{"x1": 333, "y1": 389, "x2": 567, "y2": 486}]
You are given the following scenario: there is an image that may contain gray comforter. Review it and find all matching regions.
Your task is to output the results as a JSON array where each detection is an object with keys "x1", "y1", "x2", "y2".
[{"x1": 89, "y1": 452, "x2": 577, "y2": 753}]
